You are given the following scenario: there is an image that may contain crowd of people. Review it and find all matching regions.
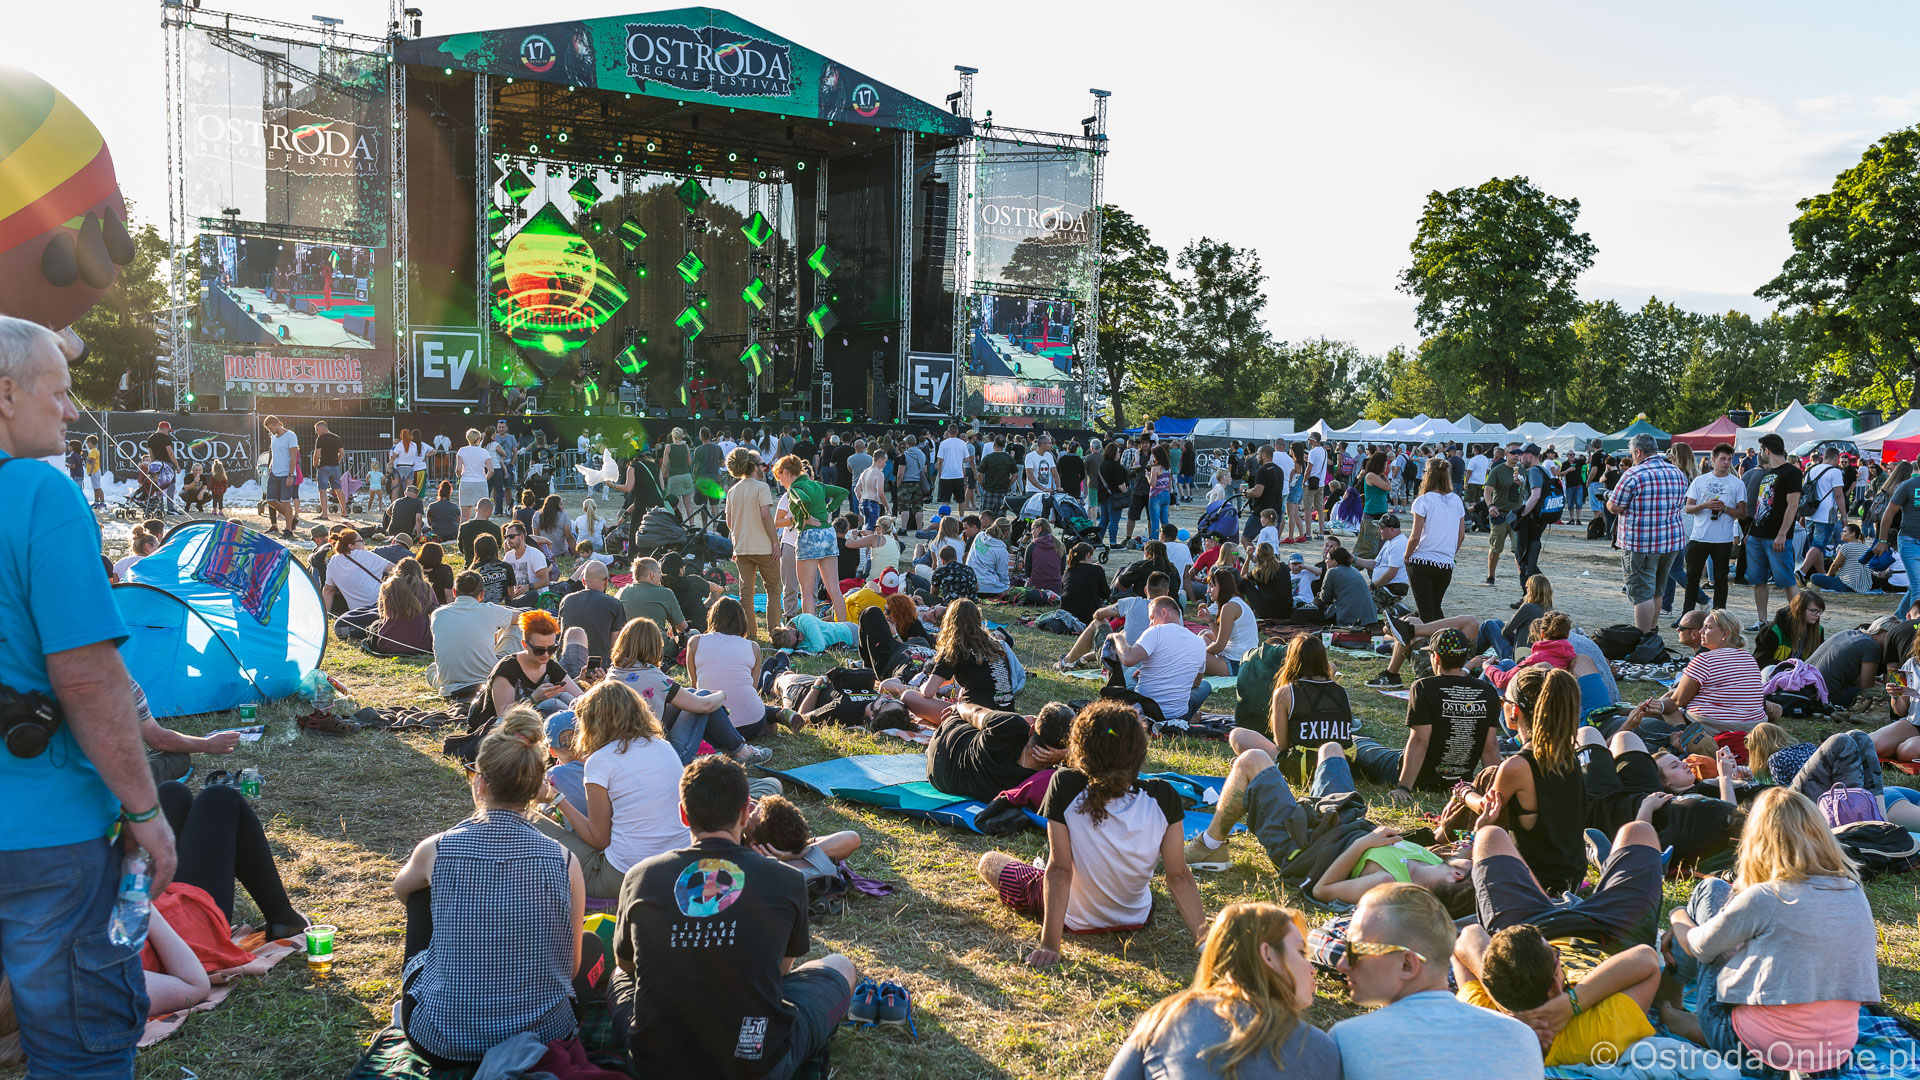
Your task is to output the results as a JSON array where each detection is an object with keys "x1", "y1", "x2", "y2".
[{"x1": 9, "y1": 301, "x2": 1919, "y2": 1080}]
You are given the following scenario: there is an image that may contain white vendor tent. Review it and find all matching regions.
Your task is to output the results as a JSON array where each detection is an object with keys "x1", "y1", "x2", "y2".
[
  {"x1": 1735, "y1": 400, "x2": 1856, "y2": 451},
  {"x1": 1331, "y1": 419, "x2": 1384, "y2": 437},
  {"x1": 1191, "y1": 418, "x2": 1295, "y2": 441},
  {"x1": 1509, "y1": 421, "x2": 1559, "y2": 444},
  {"x1": 1545, "y1": 421, "x2": 1607, "y2": 451},
  {"x1": 1855, "y1": 410, "x2": 1920, "y2": 453},
  {"x1": 1371, "y1": 414, "x2": 1432, "y2": 438}
]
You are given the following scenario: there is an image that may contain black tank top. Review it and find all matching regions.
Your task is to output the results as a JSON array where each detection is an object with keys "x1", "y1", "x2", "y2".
[
  {"x1": 1510, "y1": 747, "x2": 1588, "y2": 895},
  {"x1": 1286, "y1": 680, "x2": 1354, "y2": 749}
]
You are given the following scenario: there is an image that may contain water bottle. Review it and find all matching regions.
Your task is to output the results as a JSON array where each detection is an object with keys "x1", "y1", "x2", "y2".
[
  {"x1": 108, "y1": 849, "x2": 152, "y2": 948},
  {"x1": 299, "y1": 669, "x2": 335, "y2": 707}
]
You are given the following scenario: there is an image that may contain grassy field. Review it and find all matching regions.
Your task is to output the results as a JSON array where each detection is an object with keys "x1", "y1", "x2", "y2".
[{"x1": 30, "y1": 513, "x2": 1920, "y2": 1080}]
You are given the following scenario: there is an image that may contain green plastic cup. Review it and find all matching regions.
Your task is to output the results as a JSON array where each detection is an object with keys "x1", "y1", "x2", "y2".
[
  {"x1": 239, "y1": 703, "x2": 257, "y2": 721},
  {"x1": 305, "y1": 924, "x2": 337, "y2": 977}
]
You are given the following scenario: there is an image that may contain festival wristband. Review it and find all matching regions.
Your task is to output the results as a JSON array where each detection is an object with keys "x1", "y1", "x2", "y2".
[{"x1": 124, "y1": 803, "x2": 161, "y2": 823}]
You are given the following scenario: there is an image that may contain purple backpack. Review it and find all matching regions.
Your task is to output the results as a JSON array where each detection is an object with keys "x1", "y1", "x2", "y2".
[{"x1": 1819, "y1": 786, "x2": 1881, "y2": 829}]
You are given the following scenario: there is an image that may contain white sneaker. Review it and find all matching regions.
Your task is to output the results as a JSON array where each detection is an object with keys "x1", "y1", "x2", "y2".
[{"x1": 732, "y1": 744, "x2": 774, "y2": 767}]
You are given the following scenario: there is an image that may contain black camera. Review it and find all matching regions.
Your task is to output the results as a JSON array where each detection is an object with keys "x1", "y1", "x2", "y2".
[{"x1": 0, "y1": 685, "x2": 63, "y2": 759}]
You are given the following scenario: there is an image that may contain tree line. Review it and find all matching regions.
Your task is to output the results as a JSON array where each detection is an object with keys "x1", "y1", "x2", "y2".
[{"x1": 1099, "y1": 123, "x2": 1920, "y2": 432}]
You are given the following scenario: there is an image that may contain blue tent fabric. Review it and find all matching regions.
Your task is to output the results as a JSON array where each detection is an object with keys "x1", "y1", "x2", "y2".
[
  {"x1": 119, "y1": 522, "x2": 327, "y2": 718},
  {"x1": 1123, "y1": 417, "x2": 1197, "y2": 437}
]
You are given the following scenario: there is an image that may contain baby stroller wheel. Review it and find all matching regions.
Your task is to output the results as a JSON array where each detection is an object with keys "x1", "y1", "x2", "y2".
[{"x1": 1098, "y1": 546, "x2": 1111, "y2": 564}]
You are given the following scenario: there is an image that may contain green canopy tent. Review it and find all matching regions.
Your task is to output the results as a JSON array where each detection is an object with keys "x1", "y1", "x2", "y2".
[{"x1": 1600, "y1": 418, "x2": 1671, "y2": 451}]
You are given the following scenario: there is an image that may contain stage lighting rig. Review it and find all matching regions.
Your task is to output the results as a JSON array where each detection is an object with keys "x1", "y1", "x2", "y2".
[
  {"x1": 807, "y1": 244, "x2": 840, "y2": 279},
  {"x1": 675, "y1": 306, "x2": 706, "y2": 339},
  {"x1": 675, "y1": 252, "x2": 706, "y2": 284},
  {"x1": 741, "y1": 277, "x2": 767, "y2": 311},
  {"x1": 740, "y1": 211, "x2": 772, "y2": 248},
  {"x1": 806, "y1": 303, "x2": 837, "y2": 339},
  {"x1": 402, "y1": 7, "x2": 423, "y2": 37}
]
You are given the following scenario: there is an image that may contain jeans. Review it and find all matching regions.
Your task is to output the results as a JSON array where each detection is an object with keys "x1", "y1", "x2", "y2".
[
  {"x1": 1681, "y1": 878, "x2": 1746, "y2": 1062},
  {"x1": 0, "y1": 837, "x2": 146, "y2": 1079},
  {"x1": 1806, "y1": 519, "x2": 1839, "y2": 555},
  {"x1": 1099, "y1": 499, "x2": 1121, "y2": 545},
  {"x1": 1901, "y1": 537, "x2": 1920, "y2": 618},
  {"x1": 1807, "y1": 573, "x2": 1855, "y2": 593},
  {"x1": 663, "y1": 699, "x2": 742, "y2": 761},
  {"x1": 1657, "y1": 549, "x2": 1697, "y2": 611},
  {"x1": 1351, "y1": 736, "x2": 1407, "y2": 786},
  {"x1": 1147, "y1": 490, "x2": 1171, "y2": 538},
  {"x1": 1476, "y1": 617, "x2": 1515, "y2": 661},
  {"x1": 1684, "y1": 539, "x2": 1734, "y2": 612}
]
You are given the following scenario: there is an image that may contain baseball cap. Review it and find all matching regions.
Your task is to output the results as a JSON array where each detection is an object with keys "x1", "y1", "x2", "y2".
[
  {"x1": 544, "y1": 709, "x2": 577, "y2": 745},
  {"x1": 157, "y1": 421, "x2": 172, "y2": 432},
  {"x1": 1429, "y1": 627, "x2": 1472, "y2": 655},
  {"x1": 1287, "y1": 552, "x2": 1305, "y2": 564},
  {"x1": 1862, "y1": 614, "x2": 1905, "y2": 634},
  {"x1": 1521, "y1": 443, "x2": 1542, "y2": 457}
]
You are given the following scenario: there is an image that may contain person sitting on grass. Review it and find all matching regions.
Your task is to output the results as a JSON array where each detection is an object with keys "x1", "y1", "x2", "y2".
[
  {"x1": 1198, "y1": 567, "x2": 1261, "y2": 677},
  {"x1": 911, "y1": 598, "x2": 1017, "y2": 713},
  {"x1": 1183, "y1": 740, "x2": 1476, "y2": 917},
  {"x1": 1752, "y1": 588, "x2": 1827, "y2": 664},
  {"x1": 976, "y1": 700, "x2": 1208, "y2": 967},
  {"x1": 855, "y1": 600, "x2": 922, "y2": 680},
  {"x1": 392, "y1": 707, "x2": 587, "y2": 1065},
  {"x1": 1327, "y1": 884, "x2": 1543, "y2": 1079},
  {"x1": 1104, "y1": 596, "x2": 1211, "y2": 724},
  {"x1": 466, "y1": 610, "x2": 584, "y2": 735},
  {"x1": 1452, "y1": 924, "x2": 1660, "y2": 1067},
  {"x1": 1248, "y1": 633, "x2": 1354, "y2": 786},
  {"x1": 605, "y1": 616, "x2": 772, "y2": 768},
  {"x1": 1626, "y1": 610, "x2": 1777, "y2": 734},
  {"x1": 925, "y1": 699, "x2": 1072, "y2": 803},
  {"x1": 931, "y1": 542, "x2": 980, "y2": 603},
  {"x1": 608, "y1": 755, "x2": 858, "y2": 1078},
  {"x1": 1451, "y1": 666, "x2": 1589, "y2": 895},
  {"x1": 1056, "y1": 571, "x2": 1170, "y2": 670},
  {"x1": 537, "y1": 681, "x2": 686, "y2": 900},
  {"x1": 1291, "y1": 546, "x2": 1377, "y2": 626},
  {"x1": 1663, "y1": 787, "x2": 1879, "y2": 1076},
  {"x1": 1105, "y1": 902, "x2": 1343, "y2": 1078},
  {"x1": 744, "y1": 794, "x2": 863, "y2": 880},
  {"x1": 1348, "y1": 629, "x2": 1503, "y2": 802}
]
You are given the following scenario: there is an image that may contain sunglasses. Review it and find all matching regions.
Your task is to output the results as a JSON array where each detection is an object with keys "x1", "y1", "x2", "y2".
[
  {"x1": 1340, "y1": 938, "x2": 1428, "y2": 965},
  {"x1": 526, "y1": 642, "x2": 557, "y2": 655},
  {"x1": 506, "y1": 531, "x2": 525, "y2": 538}
]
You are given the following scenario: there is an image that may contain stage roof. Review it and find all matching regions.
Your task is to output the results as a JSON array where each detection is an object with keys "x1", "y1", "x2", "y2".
[{"x1": 399, "y1": 8, "x2": 972, "y2": 148}]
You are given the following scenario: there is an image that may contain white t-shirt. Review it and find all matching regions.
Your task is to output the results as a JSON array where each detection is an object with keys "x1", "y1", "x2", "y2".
[
  {"x1": 328, "y1": 549, "x2": 390, "y2": 611},
  {"x1": 937, "y1": 437, "x2": 971, "y2": 480},
  {"x1": 502, "y1": 544, "x2": 549, "y2": 586},
  {"x1": 1685, "y1": 472, "x2": 1747, "y2": 544},
  {"x1": 1807, "y1": 463, "x2": 1846, "y2": 524},
  {"x1": 1307, "y1": 445, "x2": 1328, "y2": 484},
  {"x1": 582, "y1": 736, "x2": 686, "y2": 873},
  {"x1": 1372, "y1": 533, "x2": 1408, "y2": 586},
  {"x1": 1291, "y1": 566, "x2": 1319, "y2": 607},
  {"x1": 776, "y1": 493, "x2": 797, "y2": 549},
  {"x1": 577, "y1": 435, "x2": 591, "y2": 453},
  {"x1": 1275, "y1": 452, "x2": 1295, "y2": 488},
  {"x1": 1164, "y1": 541, "x2": 1193, "y2": 582},
  {"x1": 456, "y1": 445, "x2": 492, "y2": 482},
  {"x1": 391, "y1": 442, "x2": 428, "y2": 470},
  {"x1": 1255, "y1": 525, "x2": 1281, "y2": 550},
  {"x1": 113, "y1": 553, "x2": 144, "y2": 579},
  {"x1": 1466, "y1": 454, "x2": 1491, "y2": 486},
  {"x1": 1134, "y1": 622, "x2": 1207, "y2": 721},
  {"x1": 1218, "y1": 596, "x2": 1259, "y2": 661},
  {"x1": 1024, "y1": 450, "x2": 1057, "y2": 493},
  {"x1": 268, "y1": 429, "x2": 299, "y2": 476},
  {"x1": 432, "y1": 434, "x2": 452, "y2": 455},
  {"x1": 1408, "y1": 492, "x2": 1466, "y2": 567}
]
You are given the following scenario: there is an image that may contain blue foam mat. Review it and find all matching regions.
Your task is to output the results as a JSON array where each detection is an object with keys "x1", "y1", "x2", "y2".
[{"x1": 1022, "y1": 808, "x2": 1246, "y2": 842}]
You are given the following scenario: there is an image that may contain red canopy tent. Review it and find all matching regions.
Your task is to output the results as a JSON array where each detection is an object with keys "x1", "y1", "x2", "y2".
[
  {"x1": 1883, "y1": 435, "x2": 1920, "y2": 463},
  {"x1": 1674, "y1": 415, "x2": 1739, "y2": 442}
]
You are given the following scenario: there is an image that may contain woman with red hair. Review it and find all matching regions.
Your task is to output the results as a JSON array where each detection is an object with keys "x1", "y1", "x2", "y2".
[{"x1": 469, "y1": 610, "x2": 583, "y2": 733}]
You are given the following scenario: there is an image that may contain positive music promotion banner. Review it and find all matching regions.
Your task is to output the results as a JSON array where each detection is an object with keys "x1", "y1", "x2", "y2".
[
  {"x1": 973, "y1": 142, "x2": 1096, "y2": 294},
  {"x1": 964, "y1": 375, "x2": 1085, "y2": 421},
  {"x1": 220, "y1": 351, "x2": 365, "y2": 396},
  {"x1": 907, "y1": 353, "x2": 956, "y2": 419}
]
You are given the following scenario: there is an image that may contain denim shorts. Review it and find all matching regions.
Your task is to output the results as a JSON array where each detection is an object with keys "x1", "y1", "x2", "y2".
[
  {"x1": 315, "y1": 464, "x2": 343, "y2": 491},
  {"x1": 797, "y1": 526, "x2": 836, "y2": 561},
  {"x1": 1743, "y1": 534, "x2": 1795, "y2": 588},
  {"x1": 265, "y1": 473, "x2": 296, "y2": 501}
]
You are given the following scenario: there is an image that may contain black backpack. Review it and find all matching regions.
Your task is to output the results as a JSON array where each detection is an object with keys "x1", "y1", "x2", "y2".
[
  {"x1": 1798, "y1": 463, "x2": 1836, "y2": 519},
  {"x1": 1596, "y1": 624, "x2": 1644, "y2": 661},
  {"x1": 1529, "y1": 470, "x2": 1565, "y2": 525},
  {"x1": 1834, "y1": 821, "x2": 1920, "y2": 879}
]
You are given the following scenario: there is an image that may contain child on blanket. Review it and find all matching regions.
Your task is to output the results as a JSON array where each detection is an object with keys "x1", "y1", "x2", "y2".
[{"x1": 977, "y1": 700, "x2": 1208, "y2": 966}]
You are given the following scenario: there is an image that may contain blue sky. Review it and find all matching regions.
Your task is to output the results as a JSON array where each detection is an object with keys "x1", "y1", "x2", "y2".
[{"x1": 27, "y1": 0, "x2": 1919, "y2": 353}]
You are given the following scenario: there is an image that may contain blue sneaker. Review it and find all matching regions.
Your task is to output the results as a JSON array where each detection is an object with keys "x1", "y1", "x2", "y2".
[
  {"x1": 877, "y1": 981, "x2": 916, "y2": 1037},
  {"x1": 846, "y1": 977, "x2": 881, "y2": 1026},
  {"x1": 1584, "y1": 828, "x2": 1612, "y2": 869}
]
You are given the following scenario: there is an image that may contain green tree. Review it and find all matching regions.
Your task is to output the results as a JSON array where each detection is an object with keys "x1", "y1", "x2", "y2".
[
  {"x1": 1093, "y1": 205, "x2": 1172, "y2": 429},
  {"x1": 1758, "y1": 125, "x2": 1920, "y2": 410},
  {"x1": 70, "y1": 209, "x2": 168, "y2": 409},
  {"x1": 1566, "y1": 299, "x2": 1635, "y2": 429},
  {"x1": 1626, "y1": 297, "x2": 1700, "y2": 430},
  {"x1": 1256, "y1": 337, "x2": 1387, "y2": 429},
  {"x1": 1132, "y1": 237, "x2": 1272, "y2": 419},
  {"x1": 1398, "y1": 176, "x2": 1597, "y2": 426},
  {"x1": 1364, "y1": 345, "x2": 1448, "y2": 421}
]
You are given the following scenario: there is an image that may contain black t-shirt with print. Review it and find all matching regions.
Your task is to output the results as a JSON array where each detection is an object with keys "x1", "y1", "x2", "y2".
[
  {"x1": 979, "y1": 451, "x2": 1018, "y2": 493},
  {"x1": 932, "y1": 648, "x2": 1015, "y2": 709},
  {"x1": 472, "y1": 559, "x2": 514, "y2": 604},
  {"x1": 1749, "y1": 463, "x2": 1803, "y2": 540},
  {"x1": 1404, "y1": 674, "x2": 1502, "y2": 789},
  {"x1": 616, "y1": 837, "x2": 810, "y2": 1078},
  {"x1": 926, "y1": 708, "x2": 1034, "y2": 801},
  {"x1": 469, "y1": 654, "x2": 567, "y2": 730}
]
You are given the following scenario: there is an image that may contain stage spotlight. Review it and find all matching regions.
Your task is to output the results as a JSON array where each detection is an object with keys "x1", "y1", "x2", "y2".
[
  {"x1": 741, "y1": 276, "x2": 767, "y2": 311},
  {"x1": 697, "y1": 292, "x2": 709, "y2": 309},
  {"x1": 675, "y1": 306, "x2": 706, "y2": 339},
  {"x1": 808, "y1": 244, "x2": 840, "y2": 278},
  {"x1": 613, "y1": 153, "x2": 624, "y2": 163},
  {"x1": 796, "y1": 160, "x2": 806, "y2": 170},
  {"x1": 740, "y1": 211, "x2": 772, "y2": 247},
  {"x1": 675, "y1": 177, "x2": 707, "y2": 212},
  {"x1": 646, "y1": 140, "x2": 657, "y2": 152},
  {"x1": 727, "y1": 151, "x2": 738, "y2": 162},
  {"x1": 806, "y1": 303, "x2": 838, "y2": 339},
  {"x1": 675, "y1": 251, "x2": 706, "y2": 284}
]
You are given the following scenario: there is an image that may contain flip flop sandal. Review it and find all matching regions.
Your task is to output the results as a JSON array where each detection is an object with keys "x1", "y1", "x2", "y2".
[{"x1": 203, "y1": 769, "x2": 234, "y2": 788}]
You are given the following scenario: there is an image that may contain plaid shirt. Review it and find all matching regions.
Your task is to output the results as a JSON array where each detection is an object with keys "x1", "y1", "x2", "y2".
[{"x1": 1612, "y1": 455, "x2": 1689, "y2": 553}]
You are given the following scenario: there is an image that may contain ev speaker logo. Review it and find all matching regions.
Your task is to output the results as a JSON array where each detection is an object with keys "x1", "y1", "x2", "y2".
[
  {"x1": 907, "y1": 353, "x2": 956, "y2": 419},
  {"x1": 412, "y1": 327, "x2": 485, "y2": 405}
]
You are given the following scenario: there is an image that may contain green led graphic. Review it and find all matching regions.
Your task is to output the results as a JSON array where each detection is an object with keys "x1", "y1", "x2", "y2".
[
  {"x1": 567, "y1": 174, "x2": 601, "y2": 213},
  {"x1": 806, "y1": 302, "x2": 837, "y2": 339},
  {"x1": 488, "y1": 203, "x2": 629, "y2": 354},
  {"x1": 676, "y1": 177, "x2": 708, "y2": 212},
  {"x1": 675, "y1": 306, "x2": 706, "y2": 339},
  {"x1": 616, "y1": 343, "x2": 647, "y2": 375},
  {"x1": 618, "y1": 218, "x2": 646, "y2": 252},
  {"x1": 807, "y1": 244, "x2": 840, "y2": 278},
  {"x1": 501, "y1": 165, "x2": 534, "y2": 204},
  {"x1": 675, "y1": 251, "x2": 706, "y2": 284},
  {"x1": 740, "y1": 211, "x2": 772, "y2": 248},
  {"x1": 741, "y1": 277, "x2": 767, "y2": 311},
  {"x1": 738, "y1": 342, "x2": 765, "y2": 374}
]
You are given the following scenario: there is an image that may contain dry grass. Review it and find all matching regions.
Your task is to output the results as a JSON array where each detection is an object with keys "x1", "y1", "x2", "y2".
[{"x1": 24, "y1": 509, "x2": 1920, "y2": 1079}]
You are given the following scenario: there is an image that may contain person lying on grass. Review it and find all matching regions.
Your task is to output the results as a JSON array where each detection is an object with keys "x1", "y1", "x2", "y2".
[
  {"x1": 744, "y1": 794, "x2": 862, "y2": 877},
  {"x1": 977, "y1": 700, "x2": 1207, "y2": 967},
  {"x1": 924, "y1": 700, "x2": 1073, "y2": 803},
  {"x1": 769, "y1": 668, "x2": 916, "y2": 732},
  {"x1": 1452, "y1": 923, "x2": 1660, "y2": 1067}
]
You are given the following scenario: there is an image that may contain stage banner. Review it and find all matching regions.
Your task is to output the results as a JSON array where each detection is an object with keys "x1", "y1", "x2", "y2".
[
  {"x1": 398, "y1": 12, "x2": 970, "y2": 136},
  {"x1": 104, "y1": 412, "x2": 259, "y2": 486},
  {"x1": 964, "y1": 375, "x2": 1085, "y2": 421},
  {"x1": 182, "y1": 28, "x2": 390, "y2": 237},
  {"x1": 907, "y1": 353, "x2": 956, "y2": 419},
  {"x1": 202, "y1": 347, "x2": 365, "y2": 397},
  {"x1": 973, "y1": 142, "x2": 1096, "y2": 293},
  {"x1": 410, "y1": 326, "x2": 486, "y2": 406}
]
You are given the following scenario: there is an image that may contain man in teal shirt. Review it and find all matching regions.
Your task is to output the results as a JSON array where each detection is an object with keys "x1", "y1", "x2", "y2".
[{"x1": 0, "y1": 318, "x2": 175, "y2": 1079}]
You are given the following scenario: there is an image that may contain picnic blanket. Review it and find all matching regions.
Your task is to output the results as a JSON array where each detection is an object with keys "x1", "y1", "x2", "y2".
[
  {"x1": 139, "y1": 927, "x2": 301, "y2": 1047},
  {"x1": 762, "y1": 753, "x2": 1245, "y2": 839},
  {"x1": 1372, "y1": 686, "x2": 1412, "y2": 701},
  {"x1": 1057, "y1": 669, "x2": 1238, "y2": 695}
]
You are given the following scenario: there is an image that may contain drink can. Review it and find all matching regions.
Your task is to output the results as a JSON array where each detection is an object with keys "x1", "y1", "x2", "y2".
[
  {"x1": 239, "y1": 703, "x2": 257, "y2": 721},
  {"x1": 240, "y1": 768, "x2": 261, "y2": 798}
]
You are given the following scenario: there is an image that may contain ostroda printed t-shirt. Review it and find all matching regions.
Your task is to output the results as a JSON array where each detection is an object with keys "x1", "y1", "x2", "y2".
[
  {"x1": 617, "y1": 837, "x2": 810, "y2": 1078},
  {"x1": 1405, "y1": 674, "x2": 1503, "y2": 789}
]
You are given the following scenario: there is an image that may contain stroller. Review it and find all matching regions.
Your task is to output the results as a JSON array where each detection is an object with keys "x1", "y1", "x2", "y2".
[
  {"x1": 1014, "y1": 491, "x2": 1108, "y2": 563},
  {"x1": 114, "y1": 460, "x2": 173, "y2": 521},
  {"x1": 1195, "y1": 493, "x2": 1245, "y2": 542}
]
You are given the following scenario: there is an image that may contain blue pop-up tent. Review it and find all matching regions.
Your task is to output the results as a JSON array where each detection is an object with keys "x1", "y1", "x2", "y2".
[{"x1": 117, "y1": 521, "x2": 327, "y2": 718}]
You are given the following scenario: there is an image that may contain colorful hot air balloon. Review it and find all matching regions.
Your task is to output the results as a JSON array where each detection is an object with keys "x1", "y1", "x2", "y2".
[{"x1": 0, "y1": 66, "x2": 134, "y2": 329}]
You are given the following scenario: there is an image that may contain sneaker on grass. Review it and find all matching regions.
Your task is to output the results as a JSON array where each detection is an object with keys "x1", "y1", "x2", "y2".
[
  {"x1": 1365, "y1": 671, "x2": 1402, "y2": 688},
  {"x1": 731, "y1": 744, "x2": 774, "y2": 767},
  {"x1": 1182, "y1": 835, "x2": 1229, "y2": 872}
]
